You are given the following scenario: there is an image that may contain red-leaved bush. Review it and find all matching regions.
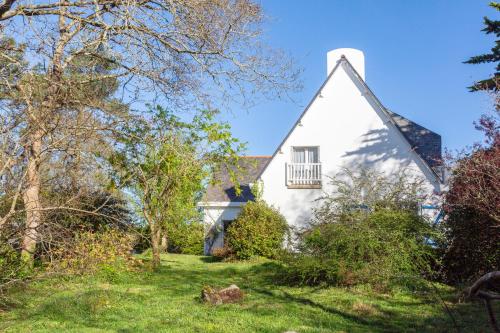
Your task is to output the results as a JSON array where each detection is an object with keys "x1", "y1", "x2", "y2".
[{"x1": 442, "y1": 114, "x2": 500, "y2": 283}]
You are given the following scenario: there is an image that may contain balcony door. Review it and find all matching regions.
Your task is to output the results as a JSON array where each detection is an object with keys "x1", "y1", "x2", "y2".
[
  {"x1": 288, "y1": 147, "x2": 321, "y2": 188},
  {"x1": 292, "y1": 147, "x2": 319, "y2": 164}
]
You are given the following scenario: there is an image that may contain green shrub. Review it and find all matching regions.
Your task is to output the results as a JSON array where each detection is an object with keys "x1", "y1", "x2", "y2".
[
  {"x1": 0, "y1": 243, "x2": 31, "y2": 286},
  {"x1": 226, "y1": 201, "x2": 288, "y2": 260},
  {"x1": 46, "y1": 229, "x2": 138, "y2": 274},
  {"x1": 168, "y1": 220, "x2": 204, "y2": 255},
  {"x1": 284, "y1": 209, "x2": 436, "y2": 290},
  {"x1": 134, "y1": 220, "x2": 205, "y2": 255},
  {"x1": 281, "y1": 169, "x2": 441, "y2": 290}
]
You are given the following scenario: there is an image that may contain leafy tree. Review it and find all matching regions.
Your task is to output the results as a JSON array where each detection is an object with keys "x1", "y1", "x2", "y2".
[
  {"x1": 465, "y1": 2, "x2": 500, "y2": 93},
  {"x1": 0, "y1": 0, "x2": 299, "y2": 264},
  {"x1": 110, "y1": 107, "x2": 244, "y2": 269}
]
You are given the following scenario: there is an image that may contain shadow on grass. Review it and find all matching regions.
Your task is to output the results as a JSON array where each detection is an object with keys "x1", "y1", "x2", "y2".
[
  {"x1": 2, "y1": 255, "x2": 497, "y2": 333},
  {"x1": 250, "y1": 287, "x2": 369, "y2": 324},
  {"x1": 198, "y1": 256, "x2": 223, "y2": 263}
]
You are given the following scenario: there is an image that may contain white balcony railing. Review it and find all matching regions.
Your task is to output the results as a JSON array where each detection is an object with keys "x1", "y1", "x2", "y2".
[{"x1": 286, "y1": 163, "x2": 322, "y2": 187}]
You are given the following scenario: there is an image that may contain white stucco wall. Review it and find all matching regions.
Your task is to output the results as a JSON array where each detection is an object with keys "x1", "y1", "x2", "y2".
[
  {"x1": 259, "y1": 49, "x2": 442, "y2": 228},
  {"x1": 201, "y1": 48, "x2": 443, "y2": 252},
  {"x1": 201, "y1": 203, "x2": 243, "y2": 254}
]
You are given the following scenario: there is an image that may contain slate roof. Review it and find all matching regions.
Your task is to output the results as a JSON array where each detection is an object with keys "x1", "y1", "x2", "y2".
[
  {"x1": 386, "y1": 111, "x2": 442, "y2": 169},
  {"x1": 203, "y1": 156, "x2": 270, "y2": 202},
  {"x1": 203, "y1": 57, "x2": 444, "y2": 203},
  {"x1": 204, "y1": 110, "x2": 442, "y2": 203}
]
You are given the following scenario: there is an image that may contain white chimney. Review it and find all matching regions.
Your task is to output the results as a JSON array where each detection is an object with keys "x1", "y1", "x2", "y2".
[{"x1": 327, "y1": 48, "x2": 365, "y2": 80}]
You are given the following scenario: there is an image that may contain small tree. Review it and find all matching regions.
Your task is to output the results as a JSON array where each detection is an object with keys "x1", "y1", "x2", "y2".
[
  {"x1": 129, "y1": 137, "x2": 204, "y2": 268},
  {"x1": 111, "y1": 107, "x2": 243, "y2": 269}
]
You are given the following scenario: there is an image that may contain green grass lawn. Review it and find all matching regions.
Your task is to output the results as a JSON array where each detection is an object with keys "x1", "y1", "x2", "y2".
[{"x1": 0, "y1": 254, "x2": 495, "y2": 332}]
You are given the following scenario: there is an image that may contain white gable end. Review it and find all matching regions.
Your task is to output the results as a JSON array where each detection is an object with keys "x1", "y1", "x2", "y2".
[{"x1": 259, "y1": 50, "x2": 442, "y2": 227}]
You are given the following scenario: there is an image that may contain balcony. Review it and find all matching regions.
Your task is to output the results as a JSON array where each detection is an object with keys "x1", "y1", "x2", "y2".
[{"x1": 286, "y1": 163, "x2": 322, "y2": 188}]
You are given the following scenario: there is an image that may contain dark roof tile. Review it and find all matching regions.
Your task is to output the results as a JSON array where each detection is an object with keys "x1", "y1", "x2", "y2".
[
  {"x1": 387, "y1": 110, "x2": 442, "y2": 168},
  {"x1": 203, "y1": 156, "x2": 270, "y2": 202}
]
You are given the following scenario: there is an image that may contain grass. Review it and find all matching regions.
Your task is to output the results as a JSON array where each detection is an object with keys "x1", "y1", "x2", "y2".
[{"x1": 0, "y1": 254, "x2": 495, "y2": 333}]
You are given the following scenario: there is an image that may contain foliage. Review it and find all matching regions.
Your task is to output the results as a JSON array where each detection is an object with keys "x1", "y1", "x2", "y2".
[
  {"x1": 46, "y1": 229, "x2": 138, "y2": 275},
  {"x1": 440, "y1": 208, "x2": 500, "y2": 284},
  {"x1": 0, "y1": 253, "x2": 496, "y2": 333},
  {"x1": 441, "y1": 84, "x2": 499, "y2": 283},
  {"x1": 211, "y1": 246, "x2": 234, "y2": 260},
  {"x1": 168, "y1": 220, "x2": 205, "y2": 255},
  {"x1": 0, "y1": 189, "x2": 133, "y2": 293},
  {"x1": 0, "y1": 0, "x2": 298, "y2": 265},
  {"x1": 313, "y1": 168, "x2": 427, "y2": 215},
  {"x1": 285, "y1": 209, "x2": 436, "y2": 289},
  {"x1": 0, "y1": 242, "x2": 31, "y2": 289},
  {"x1": 110, "y1": 106, "x2": 244, "y2": 268},
  {"x1": 225, "y1": 200, "x2": 288, "y2": 260},
  {"x1": 442, "y1": 138, "x2": 500, "y2": 283},
  {"x1": 41, "y1": 190, "x2": 134, "y2": 232},
  {"x1": 444, "y1": 132, "x2": 500, "y2": 223},
  {"x1": 282, "y1": 169, "x2": 439, "y2": 289},
  {"x1": 464, "y1": 2, "x2": 499, "y2": 93}
]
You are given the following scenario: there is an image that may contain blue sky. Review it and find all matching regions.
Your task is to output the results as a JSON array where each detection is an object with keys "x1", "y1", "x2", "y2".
[{"x1": 223, "y1": 0, "x2": 497, "y2": 156}]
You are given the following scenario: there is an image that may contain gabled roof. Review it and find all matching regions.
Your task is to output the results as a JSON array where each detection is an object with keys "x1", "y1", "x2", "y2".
[
  {"x1": 204, "y1": 56, "x2": 444, "y2": 204},
  {"x1": 256, "y1": 55, "x2": 443, "y2": 183},
  {"x1": 387, "y1": 110, "x2": 442, "y2": 169},
  {"x1": 203, "y1": 156, "x2": 270, "y2": 202}
]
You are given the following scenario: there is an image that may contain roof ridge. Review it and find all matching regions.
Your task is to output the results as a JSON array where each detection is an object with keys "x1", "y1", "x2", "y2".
[
  {"x1": 340, "y1": 57, "x2": 443, "y2": 182},
  {"x1": 386, "y1": 109, "x2": 439, "y2": 136}
]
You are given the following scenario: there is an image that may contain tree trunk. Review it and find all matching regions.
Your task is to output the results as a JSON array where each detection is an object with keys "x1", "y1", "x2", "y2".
[
  {"x1": 21, "y1": 132, "x2": 42, "y2": 265},
  {"x1": 150, "y1": 224, "x2": 161, "y2": 270},
  {"x1": 160, "y1": 234, "x2": 168, "y2": 253}
]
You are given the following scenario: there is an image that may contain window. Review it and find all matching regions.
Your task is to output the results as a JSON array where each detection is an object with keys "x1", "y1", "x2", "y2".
[
  {"x1": 287, "y1": 146, "x2": 322, "y2": 188},
  {"x1": 291, "y1": 146, "x2": 319, "y2": 163}
]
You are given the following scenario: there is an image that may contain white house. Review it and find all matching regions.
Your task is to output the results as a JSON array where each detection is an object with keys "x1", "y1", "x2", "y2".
[{"x1": 200, "y1": 48, "x2": 444, "y2": 254}]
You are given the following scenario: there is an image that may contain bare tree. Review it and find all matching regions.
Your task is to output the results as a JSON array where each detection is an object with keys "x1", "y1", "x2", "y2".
[{"x1": 0, "y1": 0, "x2": 299, "y2": 263}]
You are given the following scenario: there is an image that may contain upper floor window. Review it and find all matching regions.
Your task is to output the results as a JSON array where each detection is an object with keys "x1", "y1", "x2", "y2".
[
  {"x1": 292, "y1": 146, "x2": 319, "y2": 164},
  {"x1": 287, "y1": 146, "x2": 321, "y2": 188}
]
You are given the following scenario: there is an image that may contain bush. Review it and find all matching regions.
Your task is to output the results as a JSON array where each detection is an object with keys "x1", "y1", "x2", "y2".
[
  {"x1": 440, "y1": 208, "x2": 500, "y2": 284},
  {"x1": 133, "y1": 220, "x2": 205, "y2": 255},
  {"x1": 168, "y1": 220, "x2": 204, "y2": 255},
  {"x1": 284, "y1": 209, "x2": 436, "y2": 289},
  {"x1": 46, "y1": 229, "x2": 139, "y2": 274},
  {"x1": 211, "y1": 246, "x2": 234, "y2": 260},
  {"x1": 441, "y1": 139, "x2": 500, "y2": 283},
  {"x1": 281, "y1": 169, "x2": 440, "y2": 290},
  {"x1": 226, "y1": 200, "x2": 288, "y2": 260},
  {"x1": 0, "y1": 243, "x2": 31, "y2": 287}
]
